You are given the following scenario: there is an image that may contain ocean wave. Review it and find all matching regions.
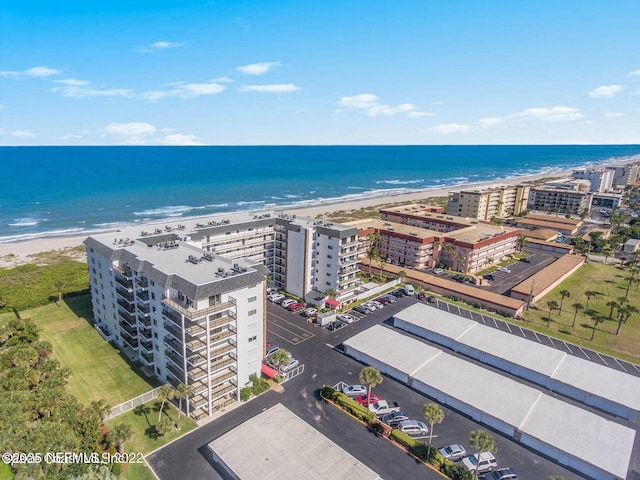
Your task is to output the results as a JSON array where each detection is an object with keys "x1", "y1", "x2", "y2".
[
  {"x1": 285, "y1": 194, "x2": 300, "y2": 199},
  {"x1": 133, "y1": 206, "x2": 195, "y2": 217},
  {"x1": 236, "y1": 200, "x2": 265, "y2": 206},
  {"x1": 8, "y1": 217, "x2": 41, "y2": 227},
  {"x1": 0, "y1": 227, "x2": 85, "y2": 244},
  {"x1": 204, "y1": 203, "x2": 229, "y2": 208},
  {"x1": 376, "y1": 179, "x2": 424, "y2": 185}
]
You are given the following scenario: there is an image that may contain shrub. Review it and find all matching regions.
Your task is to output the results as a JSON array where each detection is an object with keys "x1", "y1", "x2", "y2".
[
  {"x1": 442, "y1": 461, "x2": 473, "y2": 480},
  {"x1": 251, "y1": 377, "x2": 270, "y2": 396},
  {"x1": 427, "y1": 448, "x2": 445, "y2": 468},
  {"x1": 390, "y1": 429, "x2": 416, "y2": 449},
  {"x1": 273, "y1": 375, "x2": 284, "y2": 383},
  {"x1": 334, "y1": 393, "x2": 375, "y2": 422},
  {"x1": 410, "y1": 441, "x2": 430, "y2": 460},
  {"x1": 320, "y1": 385, "x2": 337, "y2": 400},
  {"x1": 369, "y1": 421, "x2": 385, "y2": 436},
  {"x1": 240, "y1": 387, "x2": 252, "y2": 402}
]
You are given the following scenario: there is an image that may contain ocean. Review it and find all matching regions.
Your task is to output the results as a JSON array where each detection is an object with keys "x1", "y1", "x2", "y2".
[{"x1": 1, "y1": 145, "x2": 639, "y2": 244}]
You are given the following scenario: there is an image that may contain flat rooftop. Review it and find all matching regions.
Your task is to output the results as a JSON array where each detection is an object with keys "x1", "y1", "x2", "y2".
[
  {"x1": 444, "y1": 223, "x2": 519, "y2": 243},
  {"x1": 511, "y1": 254, "x2": 584, "y2": 298},
  {"x1": 347, "y1": 218, "x2": 442, "y2": 240},
  {"x1": 381, "y1": 204, "x2": 480, "y2": 225},
  {"x1": 207, "y1": 403, "x2": 382, "y2": 480}
]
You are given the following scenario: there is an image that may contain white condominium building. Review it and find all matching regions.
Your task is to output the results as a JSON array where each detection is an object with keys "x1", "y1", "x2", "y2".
[
  {"x1": 446, "y1": 185, "x2": 531, "y2": 220},
  {"x1": 85, "y1": 234, "x2": 269, "y2": 421},
  {"x1": 571, "y1": 168, "x2": 615, "y2": 193}
]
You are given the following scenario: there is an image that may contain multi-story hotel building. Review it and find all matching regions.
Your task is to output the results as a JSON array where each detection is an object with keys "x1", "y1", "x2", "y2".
[
  {"x1": 85, "y1": 234, "x2": 268, "y2": 420},
  {"x1": 527, "y1": 187, "x2": 592, "y2": 215},
  {"x1": 446, "y1": 184, "x2": 531, "y2": 220},
  {"x1": 84, "y1": 211, "x2": 361, "y2": 418},
  {"x1": 612, "y1": 164, "x2": 640, "y2": 188},
  {"x1": 572, "y1": 168, "x2": 615, "y2": 193},
  {"x1": 351, "y1": 205, "x2": 520, "y2": 274}
]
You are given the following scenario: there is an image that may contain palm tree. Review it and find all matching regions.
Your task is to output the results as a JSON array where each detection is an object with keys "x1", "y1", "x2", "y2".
[
  {"x1": 469, "y1": 430, "x2": 498, "y2": 480},
  {"x1": 156, "y1": 384, "x2": 175, "y2": 423},
  {"x1": 546, "y1": 300, "x2": 559, "y2": 326},
  {"x1": 174, "y1": 383, "x2": 192, "y2": 429},
  {"x1": 377, "y1": 257, "x2": 387, "y2": 279},
  {"x1": 571, "y1": 303, "x2": 584, "y2": 327},
  {"x1": 107, "y1": 423, "x2": 133, "y2": 453},
  {"x1": 617, "y1": 305, "x2": 638, "y2": 336},
  {"x1": 397, "y1": 270, "x2": 406, "y2": 281},
  {"x1": 558, "y1": 290, "x2": 570, "y2": 313},
  {"x1": 423, "y1": 403, "x2": 444, "y2": 457},
  {"x1": 366, "y1": 233, "x2": 382, "y2": 275},
  {"x1": 359, "y1": 366, "x2": 383, "y2": 408},
  {"x1": 90, "y1": 399, "x2": 112, "y2": 422},
  {"x1": 606, "y1": 301, "x2": 619, "y2": 319},
  {"x1": 590, "y1": 315, "x2": 604, "y2": 341},
  {"x1": 52, "y1": 280, "x2": 65, "y2": 305},
  {"x1": 366, "y1": 245, "x2": 380, "y2": 275},
  {"x1": 584, "y1": 290, "x2": 597, "y2": 313},
  {"x1": 602, "y1": 245, "x2": 614, "y2": 264},
  {"x1": 270, "y1": 348, "x2": 291, "y2": 368},
  {"x1": 516, "y1": 234, "x2": 529, "y2": 253}
]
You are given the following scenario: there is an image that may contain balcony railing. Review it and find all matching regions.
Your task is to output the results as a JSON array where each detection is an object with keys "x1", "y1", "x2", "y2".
[
  {"x1": 140, "y1": 351, "x2": 153, "y2": 365},
  {"x1": 114, "y1": 275, "x2": 133, "y2": 290},
  {"x1": 117, "y1": 299, "x2": 136, "y2": 314},
  {"x1": 162, "y1": 297, "x2": 236, "y2": 321},
  {"x1": 118, "y1": 309, "x2": 137, "y2": 326},
  {"x1": 121, "y1": 333, "x2": 138, "y2": 349},
  {"x1": 113, "y1": 265, "x2": 133, "y2": 278},
  {"x1": 116, "y1": 287, "x2": 134, "y2": 302},
  {"x1": 119, "y1": 321, "x2": 137, "y2": 337}
]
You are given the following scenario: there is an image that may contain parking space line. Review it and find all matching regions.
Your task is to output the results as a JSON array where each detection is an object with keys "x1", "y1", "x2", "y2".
[
  {"x1": 595, "y1": 352, "x2": 608, "y2": 366},
  {"x1": 633, "y1": 364, "x2": 640, "y2": 374},
  {"x1": 518, "y1": 326, "x2": 525, "y2": 337},
  {"x1": 492, "y1": 318, "x2": 498, "y2": 329},
  {"x1": 578, "y1": 346, "x2": 591, "y2": 359},
  {"x1": 614, "y1": 358, "x2": 627, "y2": 372},
  {"x1": 548, "y1": 336, "x2": 555, "y2": 347},
  {"x1": 563, "y1": 341, "x2": 573, "y2": 354},
  {"x1": 532, "y1": 331, "x2": 541, "y2": 343},
  {"x1": 505, "y1": 322, "x2": 512, "y2": 333}
]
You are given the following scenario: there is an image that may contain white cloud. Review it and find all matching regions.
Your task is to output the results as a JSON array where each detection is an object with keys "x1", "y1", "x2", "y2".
[
  {"x1": 588, "y1": 85, "x2": 622, "y2": 98},
  {"x1": 105, "y1": 122, "x2": 156, "y2": 136},
  {"x1": 10, "y1": 129, "x2": 35, "y2": 138},
  {"x1": 603, "y1": 111, "x2": 625, "y2": 117},
  {"x1": 627, "y1": 70, "x2": 640, "y2": 77},
  {"x1": 56, "y1": 78, "x2": 91, "y2": 86},
  {"x1": 337, "y1": 93, "x2": 427, "y2": 117},
  {"x1": 236, "y1": 62, "x2": 281, "y2": 75},
  {"x1": 429, "y1": 123, "x2": 472, "y2": 134},
  {"x1": 0, "y1": 65, "x2": 62, "y2": 78},
  {"x1": 134, "y1": 41, "x2": 185, "y2": 53},
  {"x1": 176, "y1": 81, "x2": 227, "y2": 97},
  {"x1": 238, "y1": 83, "x2": 299, "y2": 93},
  {"x1": 480, "y1": 106, "x2": 583, "y2": 126},
  {"x1": 162, "y1": 134, "x2": 201, "y2": 145},
  {"x1": 52, "y1": 85, "x2": 134, "y2": 99}
]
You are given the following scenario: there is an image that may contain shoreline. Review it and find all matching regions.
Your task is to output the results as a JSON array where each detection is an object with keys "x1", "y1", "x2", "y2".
[{"x1": 1, "y1": 155, "x2": 638, "y2": 268}]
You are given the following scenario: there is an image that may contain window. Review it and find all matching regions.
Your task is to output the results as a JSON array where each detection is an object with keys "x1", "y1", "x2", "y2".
[
  {"x1": 248, "y1": 335, "x2": 257, "y2": 342},
  {"x1": 248, "y1": 309, "x2": 257, "y2": 316},
  {"x1": 248, "y1": 296, "x2": 257, "y2": 303},
  {"x1": 151, "y1": 292, "x2": 155, "y2": 300}
]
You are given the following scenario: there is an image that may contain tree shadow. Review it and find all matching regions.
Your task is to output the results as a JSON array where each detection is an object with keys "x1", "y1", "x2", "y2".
[
  {"x1": 144, "y1": 426, "x2": 161, "y2": 440},
  {"x1": 133, "y1": 404, "x2": 152, "y2": 428},
  {"x1": 558, "y1": 329, "x2": 572, "y2": 335}
]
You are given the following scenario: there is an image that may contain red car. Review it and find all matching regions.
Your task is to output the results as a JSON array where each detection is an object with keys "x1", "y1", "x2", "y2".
[
  {"x1": 355, "y1": 393, "x2": 381, "y2": 405},
  {"x1": 288, "y1": 302, "x2": 305, "y2": 312}
]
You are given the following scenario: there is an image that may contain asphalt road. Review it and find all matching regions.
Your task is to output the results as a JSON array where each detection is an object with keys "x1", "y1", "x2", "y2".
[{"x1": 147, "y1": 294, "x2": 594, "y2": 480}]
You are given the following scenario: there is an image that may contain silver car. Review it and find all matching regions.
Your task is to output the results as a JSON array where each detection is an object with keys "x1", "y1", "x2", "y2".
[{"x1": 438, "y1": 444, "x2": 466, "y2": 461}]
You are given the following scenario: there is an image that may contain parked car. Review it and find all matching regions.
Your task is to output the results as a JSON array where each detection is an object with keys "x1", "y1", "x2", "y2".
[
  {"x1": 265, "y1": 345, "x2": 279, "y2": 357},
  {"x1": 382, "y1": 294, "x2": 396, "y2": 303},
  {"x1": 353, "y1": 305, "x2": 370, "y2": 314},
  {"x1": 498, "y1": 267, "x2": 511, "y2": 274},
  {"x1": 336, "y1": 314, "x2": 355, "y2": 324},
  {"x1": 392, "y1": 289, "x2": 406, "y2": 297},
  {"x1": 375, "y1": 297, "x2": 391, "y2": 305},
  {"x1": 369, "y1": 300, "x2": 384, "y2": 310},
  {"x1": 397, "y1": 420, "x2": 429, "y2": 437},
  {"x1": 519, "y1": 257, "x2": 531, "y2": 263},
  {"x1": 461, "y1": 452, "x2": 497, "y2": 474},
  {"x1": 267, "y1": 286, "x2": 278, "y2": 294},
  {"x1": 483, "y1": 274, "x2": 495, "y2": 281},
  {"x1": 438, "y1": 444, "x2": 466, "y2": 461},
  {"x1": 279, "y1": 358, "x2": 300, "y2": 372},
  {"x1": 327, "y1": 321, "x2": 345, "y2": 331},
  {"x1": 404, "y1": 284, "x2": 415, "y2": 295},
  {"x1": 355, "y1": 393, "x2": 381, "y2": 405},
  {"x1": 427, "y1": 296, "x2": 436, "y2": 304},
  {"x1": 267, "y1": 293, "x2": 285, "y2": 303},
  {"x1": 433, "y1": 268, "x2": 444, "y2": 275},
  {"x1": 289, "y1": 302, "x2": 304, "y2": 312},
  {"x1": 342, "y1": 384, "x2": 367, "y2": 397},
  {"x1": 453, "y1": 274, "x2": 465, "y2": 283},
  {"x1": 281, "y1": 299, "x2": 297, "y2": 308},
  {"x1": 381, "y1": 411, "x2": 410, "y2": 426},
  {"x1": 302, "y1": 307, "x2": 318, "y2": 317},
  {"x1": 483, "y1": 468, "x2": 517, "y2": 480},
  {"x1": 368, "y1": 400, "x2": 401, "y2": 416}
]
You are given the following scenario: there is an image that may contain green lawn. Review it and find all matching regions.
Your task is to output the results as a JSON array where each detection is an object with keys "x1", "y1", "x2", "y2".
[
  {"x1": 521, "y1": 261, "x2": 640, "y2": 363},
  {"x1": 106, "y1": 399, "x2": 197, "y2": 480},
  {"x1": 26, "y1": 295, "x2": 158, "y2": 405}
]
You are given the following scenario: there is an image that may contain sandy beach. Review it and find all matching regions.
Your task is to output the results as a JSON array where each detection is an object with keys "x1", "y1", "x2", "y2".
[{"x1": 0, "y1": 156, "x2": 634, "y2": 268}]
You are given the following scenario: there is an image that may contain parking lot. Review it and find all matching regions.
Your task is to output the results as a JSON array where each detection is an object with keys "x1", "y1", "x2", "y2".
[{"x1": 148, "y1": 291, "x2": 635, "y2": 480}]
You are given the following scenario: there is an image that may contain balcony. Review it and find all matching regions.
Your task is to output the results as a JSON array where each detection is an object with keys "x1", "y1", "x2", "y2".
[
  {"x1": 187, "y1": 351, "x2": 207, "y2": 369},
  {"x1": 139, "y1": 328, "x2": 152, "y2": 340},
  {"x1": 164, "y1": 322, "x2": 183, "y2": 342},
  {"x1": 140, "y1": 339, "x2": 153, "y2": 353},
  {"x1": 114, "y1": 275, "x2": 133, "y2": 290},
  {"x1": 121, "y1": 332, "x2": 138, "y2": 349},
  {"x1": 139, "y1": 315, "x2": 151, "y2": 327},
  {"x1": 167, "y1": 363, "x2": 184, "y2": 381},
  {"x1": 164, "y1": 336, "x2": 182, "y2": 354},
  {"x1": 210, "y1": 382, "x2": 236, "y2": 401},
  {"x1": 140, "y1": 351, "x2": 154, "y2": 366},
  {"x1": 137, "y1": 303, "x2": 151, "y2": 315},
  {"x1": 162, "y1": 297, "x2": 236, "y2": 321},
  {"x1": 209, "y1": 355, "x2": 236, "y2": 375},
  {"x1": 136, "y1": 290, "x2": 150, "y2": 302},
  {"x1": 119, "y1": 321, "x2": 138, "y2": 337},
  {"x1": 114, "y1": 265, "x2": 133, "y2": 278},
  {"x1": 118, "y1": 309, "x2": 137, "y2": 326},
  {"x1": 166, "y1": 349, "x2": 184, "y2": 369},
  {"x1": 117, "y1": 299, "x2": 136, "y2": 314},
  {"x1": 135, "y1": 277, "x2": 149, "y2": 288},
  {"x1": 210, "y1": 368, "x2": 235, "y2": 387},
  {"x1": 116, "y1": 287, "x2": 134, "y2": 302}
]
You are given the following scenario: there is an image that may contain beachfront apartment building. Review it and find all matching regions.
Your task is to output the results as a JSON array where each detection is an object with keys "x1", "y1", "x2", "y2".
[
  {"x1": 446, "y1": 184, "x2": 531, "y2": 220},
  {"x1": 527, "y1": 187, "x2": 592, "y2": 215},
  {"x1": 612, "y1": 164, "x2": 640, "y2": 188},
  {"x1": 351, "y1": 204, "x2": 520, "y2": 274},
  {"x1": 85, "y1": 234, "x2": 268, "y2": 420},
  {"x1": 572, "y1": 168, "x2": 615, "y2": 193}
]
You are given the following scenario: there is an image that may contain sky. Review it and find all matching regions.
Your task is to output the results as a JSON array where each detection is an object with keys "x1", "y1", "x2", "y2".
[{"x1": 1, "y1": 0, "x2": 639, "y2": 146}]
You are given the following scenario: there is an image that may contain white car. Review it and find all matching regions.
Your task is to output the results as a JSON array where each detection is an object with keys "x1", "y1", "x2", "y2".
[
  {"x1": 461, "y1": 452, "x2": 497, "y2": 474},
  {"x1": 302, "y1": 307, "x2": 318, "y2": 317},
  {"x1": 267, "y1": 293, "x2": 284, "y2": 303},
  {"x1": 342, "y1": 384, "x2": 367, "y2": 397},
  {"x1": 433, "y1": 268, "x2": 444, "y2": 275},
  {"x1": 499, "y1": 267, "x2": 511, "y2": 274},
  {"x1": 336, "y1": 314, "x2": 355, "y2": 324},
  {"x1": 281, "y1": 299, "x2": 297, "y2": 308},
  {"x1": 397, "y1": 420, "x2": 429, "y2": 437},
  {"x1": 267, "y1": 286, "x2": 278, "y2": 294},
  {"x1": 438, "y1": 444, "x2": 466, "y2": 461},
  {"x1": 279, "y1": 358, "x2": 299, "y2": 372}
]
